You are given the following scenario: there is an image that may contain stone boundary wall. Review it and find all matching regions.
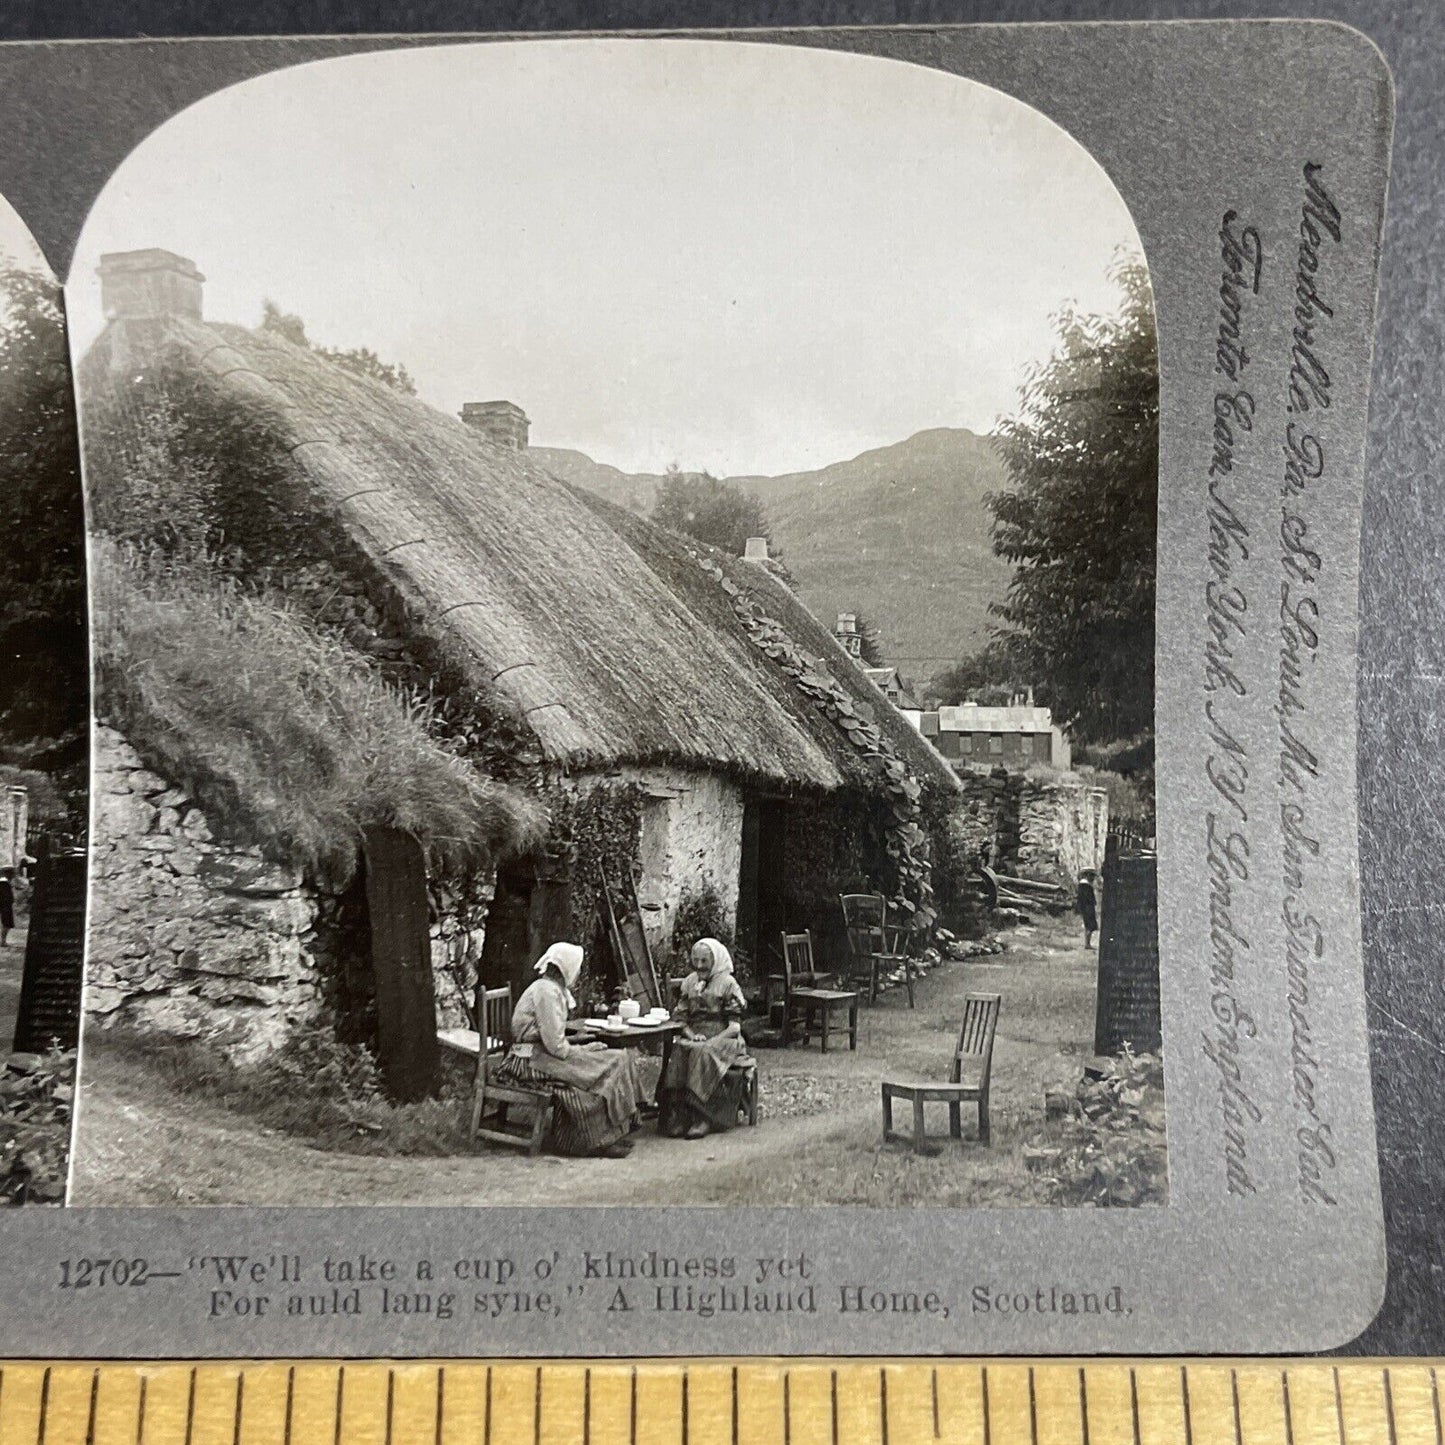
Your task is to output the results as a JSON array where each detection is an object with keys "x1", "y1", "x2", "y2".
[
  {"x1": 948, "y1": 765, "x2": 1108, "y2": 885},
  {"x1": 88, "y1": 727, "x2": 327, "y2": 1062}
]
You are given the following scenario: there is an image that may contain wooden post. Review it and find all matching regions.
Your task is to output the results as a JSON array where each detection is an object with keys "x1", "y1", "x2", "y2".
[
  {"x1": 13, "y1": 853, "x2": 86, "y2": 1054},
  {"x1": 361, "y1": 827, "x2": 439, "y2": 1102}
]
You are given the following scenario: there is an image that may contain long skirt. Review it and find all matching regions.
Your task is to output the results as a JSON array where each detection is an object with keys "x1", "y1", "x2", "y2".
[
  {"x1": 494, "y1": 1051, "x2": 640, "y2": 1156},
  {"x1": 657, "y1": 1032, "x2": 751, "y2": 1135}
]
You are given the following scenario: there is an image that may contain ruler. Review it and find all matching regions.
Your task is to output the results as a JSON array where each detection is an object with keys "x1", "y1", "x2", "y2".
[{"x1": 0, "y1": 1359, "x2": 1436, "y2": 1444}]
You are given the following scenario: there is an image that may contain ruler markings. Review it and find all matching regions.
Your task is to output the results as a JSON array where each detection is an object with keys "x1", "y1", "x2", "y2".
[
  {"x1": 14, "y1": 1361, "x2": 1445, "y2": 1443},
  {"x1": 86, "y1": 1365, "x2": 98, "y2": 1445}
]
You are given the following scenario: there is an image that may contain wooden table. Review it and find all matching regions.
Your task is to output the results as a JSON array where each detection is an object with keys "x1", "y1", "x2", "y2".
[{"x1": 565, "y1": 1018, "x2": 686, "y2": 1102}]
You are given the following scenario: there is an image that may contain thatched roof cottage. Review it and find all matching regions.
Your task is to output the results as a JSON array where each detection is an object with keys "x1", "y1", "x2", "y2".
[{"x1": 81, "y1": 249, "x2": 958, "y2": 1089}]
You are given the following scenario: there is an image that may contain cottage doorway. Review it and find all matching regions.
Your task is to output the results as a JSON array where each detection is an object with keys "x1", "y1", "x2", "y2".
[
  {"x1": 361, "y1": 826, "x2": 440, "y2": 1102},
  {"x1": 478, "y1": 853, "x2": 574, "y2": 1003},
  {"x1": 736, "y1": 796, "x2": 787, "y2": 973}
]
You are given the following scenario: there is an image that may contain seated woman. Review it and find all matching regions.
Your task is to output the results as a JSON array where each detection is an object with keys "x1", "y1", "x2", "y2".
[
  {"x1": 494, "y1": 942, "x2": 643, "y2": 1158},
  {"x1": 657, "y1": 938, "x2": 753, "y2": 1139}
]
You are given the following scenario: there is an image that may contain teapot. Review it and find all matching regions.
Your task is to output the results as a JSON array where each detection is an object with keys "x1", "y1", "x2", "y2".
[{"x1": 617, "y1": 997, "x2": 642, "y2": 1022}]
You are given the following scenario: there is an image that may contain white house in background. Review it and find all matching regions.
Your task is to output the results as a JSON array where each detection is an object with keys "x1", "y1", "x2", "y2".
[{"x1": 911, "y1": 697, "x2": 1072, "y2": 772}]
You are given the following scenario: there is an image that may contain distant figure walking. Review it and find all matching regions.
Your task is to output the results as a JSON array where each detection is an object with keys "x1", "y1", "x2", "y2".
[
  {"x1": 0, "y1": 868, "x2": 13, "y2": 948},
  {"x1": 1076, "y1": 869, "x2": 1098, "y2": 950}
]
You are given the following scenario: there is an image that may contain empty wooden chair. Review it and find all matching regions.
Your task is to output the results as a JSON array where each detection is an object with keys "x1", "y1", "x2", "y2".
[
  {"x1": 840, "y1": 892, "x2": 915, "y2": 1007},
  {"x1": 881, "y1": 993, "x2": 1000, "y2": 1152},
  {"x1": 437, "y1": 983, "x2": 554, "y2": 1155},
  {"x1": 767, "y1": 930, "x2": 858, "y2": 1052}
]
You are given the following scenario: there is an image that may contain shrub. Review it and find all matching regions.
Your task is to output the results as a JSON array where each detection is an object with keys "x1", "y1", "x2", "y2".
[
  {"x1": 123, "y1": 1026, "x2": 470, "y2": 1156},
  {"x1": 0, "y1": 1045, "x2": 75, "y2": 1205},
  {"x1": 1026, "y1": 1047, "x2": 1166, "y2": 1207},
  {"x1": 91, "y1": 539, "x2": 544, "y2": 884}
]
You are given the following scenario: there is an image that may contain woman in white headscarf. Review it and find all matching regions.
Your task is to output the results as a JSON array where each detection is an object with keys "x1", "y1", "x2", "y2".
[
  {"x1": 493, "y1": 942, "x2": 642, "y2": 1158},
  {"x1": 657, "y1": 938, "x2": 753, "y2": 1139}
]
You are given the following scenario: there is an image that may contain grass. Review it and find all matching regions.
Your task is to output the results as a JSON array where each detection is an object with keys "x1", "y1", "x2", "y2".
[
  {"x1": 98, "y1": 1027, "x2": 474, "y2": 1157},
  {"x1": 91, "y1": 538, "x2": 544, "y2": 883}
]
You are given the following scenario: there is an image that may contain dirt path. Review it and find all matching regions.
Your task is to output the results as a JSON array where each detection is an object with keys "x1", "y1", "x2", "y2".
[{"x1": 70, "y1": 916, "x2": 1098, "y2": 1207}]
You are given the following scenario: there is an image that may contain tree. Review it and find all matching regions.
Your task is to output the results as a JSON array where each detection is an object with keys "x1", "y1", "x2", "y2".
[
  {"x1": 852, "y1": 613, "x2": 886, "y2": 667},
  {"x1": 928, "y1": 641, "x2": 1027, "y2": 708},
  {"x1": 988, "y1": 255, "x2": 1158, "y2": 743},
  {"x1": 0, "y1": 265, "x2": 88, "y2": 780},
  {"x1": 651, "y1": 465, "x2": 770, "y2": 556},
  {"x1": 261, "y1": 299, "x2": 417, "y2": 395}
]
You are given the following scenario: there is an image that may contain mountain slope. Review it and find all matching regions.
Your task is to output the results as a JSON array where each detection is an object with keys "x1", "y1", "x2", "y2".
[{"x1": 530, "y1": 428, "x2": 1014, "y2": 676}]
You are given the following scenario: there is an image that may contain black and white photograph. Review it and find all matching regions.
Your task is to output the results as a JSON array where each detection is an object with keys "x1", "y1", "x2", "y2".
[
  {"x1": 0, "y1": 196, "x2": 88, "y2": 1207},
  {"x1": 61, "y1": 38, "x2": 1164, "y2": 1209}
]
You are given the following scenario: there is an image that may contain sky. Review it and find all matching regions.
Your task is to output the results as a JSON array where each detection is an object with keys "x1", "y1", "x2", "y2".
[
  {"x1": 69, "y1": 39, "x2": 1143, "y2": 478},
  {"x1": 0, "y1": 192, "x2": 50, "y2": 278}
]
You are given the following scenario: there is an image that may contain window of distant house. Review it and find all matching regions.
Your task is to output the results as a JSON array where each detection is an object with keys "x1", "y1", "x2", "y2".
[
  {"x1": 960, "y1": 734, "x2": 973, "y2": 753},
  {"x1": 989, "y1": 735, "x2": 1003, "y2": 755}
]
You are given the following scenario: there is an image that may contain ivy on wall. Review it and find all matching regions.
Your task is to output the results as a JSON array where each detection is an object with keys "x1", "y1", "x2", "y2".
[
  {"x1": 545, "y1": 780, "x2": 645, "y2": 940},
  {"x1": 686, "y1": 547, "x2": 936, "y2": 933}
]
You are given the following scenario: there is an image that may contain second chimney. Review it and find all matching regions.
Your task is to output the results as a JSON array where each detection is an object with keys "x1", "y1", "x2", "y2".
[
  {"x1": 460, "y1": 400, "x2": 530, "y2": 450},
  {"x1": 97, "y1": 248, "x2": 204, "y2": 322}
]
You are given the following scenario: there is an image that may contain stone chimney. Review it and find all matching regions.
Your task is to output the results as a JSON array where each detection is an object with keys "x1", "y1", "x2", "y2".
[
  {"x1": 743, "y1": 536, "x2": 769, "y2": 561},
  {"x1": 835, "y1": 612, "x2": 862, "y2": 658},
  {"x1": 97, "y1": 248, "x2": 205, "y2": 322},
  {"x1": 460, "y1": 400, "x2": 529, "y2": 450}
]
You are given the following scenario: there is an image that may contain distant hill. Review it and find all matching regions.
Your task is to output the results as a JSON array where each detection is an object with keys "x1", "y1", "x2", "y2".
[{"x1": 530, "y1": 428, "x2": 1015, "y2": 681}]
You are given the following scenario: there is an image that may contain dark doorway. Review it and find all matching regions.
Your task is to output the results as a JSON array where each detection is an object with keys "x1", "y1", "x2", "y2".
[
  {"x1": 736, "y1": 797, "x2": 787, "y2": 972},
  {"x1": 478, "y1": 852, "x2": 574, "y2": 1002}
]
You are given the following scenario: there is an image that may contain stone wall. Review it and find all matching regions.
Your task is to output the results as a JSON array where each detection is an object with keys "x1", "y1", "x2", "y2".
[
  {"x1": 950, "y1": 764, "x2": 1108, "y2": 886},
  {"x1": 1018, "y1": 775, "x2": 1109, "y2": 884},
  {"x1": 621, "y1": 767, "x2": 746, "y2": 965},
  {"x1": 87, "y1": 727, "x2": 326, "y2": 1062}
]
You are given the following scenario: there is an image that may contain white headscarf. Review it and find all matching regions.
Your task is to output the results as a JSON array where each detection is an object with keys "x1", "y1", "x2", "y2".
[
  {"x1": 535, "y1": 941, "x2": 584, "y2": 1007},
  {"x1": 687, "y1": 938, "x2": 740, "y2": 1004}
]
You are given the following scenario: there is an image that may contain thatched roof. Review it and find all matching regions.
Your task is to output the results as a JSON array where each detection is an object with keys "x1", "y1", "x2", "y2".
[{"x1": 82, "y1": 316, "x2": 957, "y2": 798}]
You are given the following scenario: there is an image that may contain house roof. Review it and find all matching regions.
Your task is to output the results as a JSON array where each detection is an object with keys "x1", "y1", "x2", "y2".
[
  {"x1": 82, "y1": 316, "x2": 957, "y2": 798},
  {"x1": 937, "y1": 703, "x2": 1056, "y2": 735}
]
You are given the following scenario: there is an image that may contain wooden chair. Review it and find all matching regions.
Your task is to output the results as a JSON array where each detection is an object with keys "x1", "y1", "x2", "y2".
[
  {"x1": 767, "y1": 931, "x2": 858, "y2": 1052},
  {"x1": 881, "y1": 993, "x2": 1000, "y2": 1153},
  {"x1": 840, "y1": 892, "x2": 916, "y2": 1007},
  {"x1": 436, "y1": 983, "x2": 554, "y2": 1155}
]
